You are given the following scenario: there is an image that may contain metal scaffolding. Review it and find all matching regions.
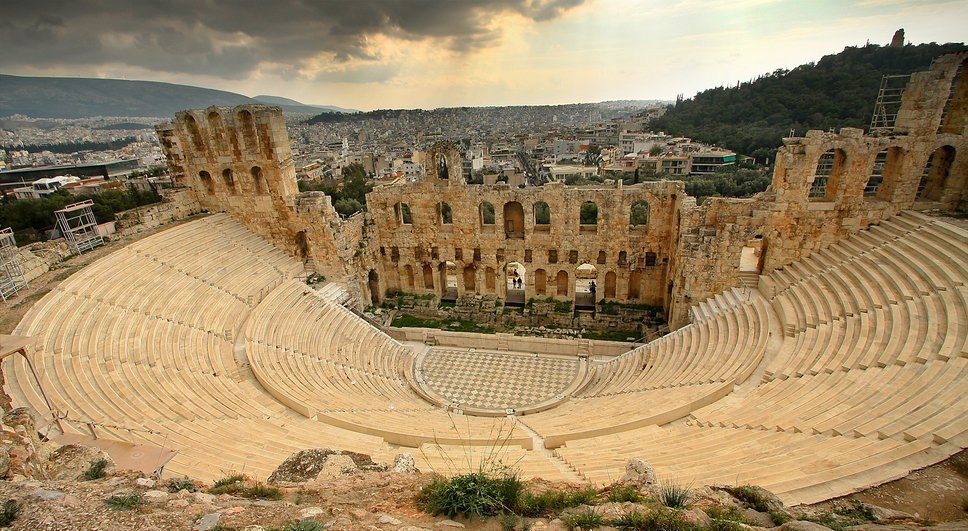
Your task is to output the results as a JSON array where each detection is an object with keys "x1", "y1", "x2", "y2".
[
  {"x1": 0, "y1": 228, "x2": 28, "y2": 302},
  {"x1": 869, "y1": 74, "x2": 911, "y2": 134},
  {"x1": 55, "y1": 200, "x2": 104, "y2": 255}
]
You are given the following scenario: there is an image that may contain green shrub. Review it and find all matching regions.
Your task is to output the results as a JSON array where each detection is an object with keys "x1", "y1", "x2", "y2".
[
  {"x1": 83, "y1": 458, "x2": 109, "y2": 480},
  {"x1": 0, "y1": 500, "x2": 22, "y2": 526},
  {"x1": 769, "y1": 509, "x2": 791, "y2": 525},
  {"x1": 658, "y1": 482, "x2": 691, "y2": 509},
  {"x1": 833, "y1": 499, "x2": 875, "y2": 521},
  {"x1": 106, "y1": 493, "x2": 143, "y2": 510},
  {"x1": 242, "y1": 483, "x2": 282, "y2": 500},
  {"x1": 208, "y1": 474, "x2": 246, "y2": 495},
  {"x1": 499, "y1": 512, "x2": 519, "y2": 531},
  {"x1": 724, "y1": 485, "x2": 773, "y2": 513},
  {"x1": 608, "y1": 485, "x2": 643, "y2": 503},
  {"x1": 283, "y1": 518, "x2": 326, "y2": 531},
  {"x1": 518, "y1": 487, "x2": 599, "y2": 517},
  {"x1": 611, "y1": 507, "x2": 700, "y2": 530},
  {"x1": 564, "y1": 509, "x2": 604, "y2": 530},
  {"x1": 417, "y1": 471, "x2": 523, "y2": 519},
  {"x1": 167, "y1": 476, "x2": 199, "y2": 493}
]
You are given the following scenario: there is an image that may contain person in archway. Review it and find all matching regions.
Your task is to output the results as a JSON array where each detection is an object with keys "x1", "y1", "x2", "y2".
[{"x1": 589, "y1": 280, "x2": 597, "y2": 297}]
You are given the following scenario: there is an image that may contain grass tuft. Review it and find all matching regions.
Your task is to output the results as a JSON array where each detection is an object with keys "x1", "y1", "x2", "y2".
[
  {"x1": 417, "y1": 471, "x2": 523, "y2": 519},
  {"x1": 0, "y1": 500, "x2": 22, "y2": 526},
  {"x1": 563, "y1": 508, "x2": 604, "y2": 530},
  {"x1": 82, "y1": 458, "x2": 109, "y2": 480},
  {"x1": 106, "y1": 493, "x2": 143, "y2": 510},
  {"x1": 658, "y1": 481, "x2": 692, "y2": 509},
  {"x1": 283, "y1": 518, "x2": 325, "y2": 531},
  {"x1": 724, "y1": 485, "x2": 773, "y2": 512},
  {"x1": 608, "y1": 484, "x2": 643, "y2": 503}
]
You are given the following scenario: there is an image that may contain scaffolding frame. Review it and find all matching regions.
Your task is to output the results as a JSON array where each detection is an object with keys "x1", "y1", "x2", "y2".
[
  {"x1": 0, "y1": 228, "x2": 28, "y2": 302},
  {"x1": 869, "y1": 74, "x2": 911, "y2": 133},
  {"x1": 55, "y1": 200, "x2": 104, "y2": 255}
]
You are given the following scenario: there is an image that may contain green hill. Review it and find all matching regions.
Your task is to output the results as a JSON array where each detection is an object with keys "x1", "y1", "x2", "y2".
[
  {"x1": 0, "y1": 75, "x2": 350, "y2": 118},
  {"x1": 649, "y1": 42, "x2": 968, "y2": 161}
]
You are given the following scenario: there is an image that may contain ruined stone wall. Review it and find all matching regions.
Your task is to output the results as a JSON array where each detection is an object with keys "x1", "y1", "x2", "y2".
[
  {"x1": 114, "y1": 189, "x2": 202, "y2": 238},
  {"x1": 667, "y1": 52, "x2": 967, "y2": 327},
  {"x1": 366, "y1": 154, "x2": 683, "y2": 310},
  {"x1": 156, "y1": 105, "x2": 350, "y2": 279}
]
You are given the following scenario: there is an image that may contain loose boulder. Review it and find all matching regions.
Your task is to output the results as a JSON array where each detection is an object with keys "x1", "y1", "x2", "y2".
[{"x1": 267, "y1": 448, "x2": 388, "y2": 485}]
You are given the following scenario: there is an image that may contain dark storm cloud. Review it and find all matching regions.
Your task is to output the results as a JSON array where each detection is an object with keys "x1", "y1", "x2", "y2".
[{"x1": 0, "y1": 0, "x2": 585, "y2": 79}]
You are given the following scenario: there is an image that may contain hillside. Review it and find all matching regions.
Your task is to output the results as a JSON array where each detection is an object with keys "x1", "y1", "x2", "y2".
[
  {"x1": 649, "y1": 42, "x2": 968, "y2": 160},
  {"x1": 0, "y1": 75, "x2": 348, "y2": 118}
]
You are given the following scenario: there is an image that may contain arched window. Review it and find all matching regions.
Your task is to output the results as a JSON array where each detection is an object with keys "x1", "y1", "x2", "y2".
[
  {"x1": 439, "y1": 202, "x2": 453, "y2": 224},
  {"x1": 533, "y1": 201, "x2": 551, "y2": 231},
  {"x1": 630, "y1": 200, "x2": 649, "y2": 225},
  {"x1": 185, "y1": 114, "x2": 204, "y2": 151},
  {"x1": 251, "y1": 166, "x2": 266, "y2": 194},
  {"x1": 395, "y1": 203, "x2": 412, "y2": 225},
  {"x1": 809, "y1": 149, "x2": 846, "y2": 200},
  {"x1": 238, "y1": 110, "x2": 258, "y2": 150},
  {"x1": 422, "y1": 264, "x2": 434, "y2": 290},
  {"x1": 940, "y1": 58, "x2": 967, "y2": 134},
  {"x1": 463, "y1": 266, "x2": 476, "y2": 293},
  {"x1": 208, "y1": 111, "x2": 226, "y2": 151},
  {"x1": 222, "y1": 168, "x2": 237, "y2": 194},
  {"x1": 503, "y1": 201, "x2": 524, "y2": 239},
  {"x1": 580, "y1": 201, "x2": 598, "y2": 225},
  {"x1": 437, "y1": 154, "x2": 449, "y2": 180},
  {"x1": 628, "y1": 270, "x2": 641, "y2": 299},
  {"x1": 604, "y1": 271, "x2": 617, "y2": 299},
  {"x1": 199, "y1": 171, "x2": 215, "y2": 195},
  {"x1": 917, "y1": 145, "x2": 955, "y2": 201},
  {"x1": 480, "y1": 201, "x2": 495, "y2": 225},
  {"x1": 556, "y1": 270, "x2": 569, "y2": 296},
  {"x1": 403, "y1": 265, "x2": 415, "y2": 290}
]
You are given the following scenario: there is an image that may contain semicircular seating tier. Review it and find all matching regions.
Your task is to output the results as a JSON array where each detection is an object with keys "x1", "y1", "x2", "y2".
[
  {"x1": 553, "y1": 211, "x2": 967, "y2": 504},
  {"x1": 3, "y1": 210, "x2": 965, "y2": 506}
]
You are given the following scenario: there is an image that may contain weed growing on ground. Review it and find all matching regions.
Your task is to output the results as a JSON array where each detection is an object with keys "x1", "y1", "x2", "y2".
[
  {"x1": 166, "y1": 476, "x2": 199, "y2": 493},
  {"x1": 82, "y1": 458, "x2": 109, "y2": 480},
  {"x1": 563, "y1": 508, "x2": 605, "y2": 530},
  {"x1": 724, "y1": 485, "x2": 773, "y2": 512},
  {"x1": 608, "y1": 484, "x2": 643, "y2": 503},
  {"x1": 658, "y1": 481, "x2": 692, "y2": 509},
  {"x1": 243, "y1": 483, "x2": 282, "y2": 500},
  {"x1": 106, "y1": 493, "x2": 143, "y2": 510},
  {"x1": 208, "y1": 474, "x2": 247, "y2": 495},
  {"x1": 0, "y1": 500, "x2": 22, "y2": 526},
  {"x1": 518, "y1": 487, "x2": 600, "y2": 517},
  {"x1": 283, "y1": 518, "x2": 325, "y2": 531},
  {"x1": 418, "y1": 471, "x2": 523, "y2": 519}
]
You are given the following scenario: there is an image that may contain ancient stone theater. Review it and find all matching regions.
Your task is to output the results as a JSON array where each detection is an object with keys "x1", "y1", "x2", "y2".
[{"x1": 3, "y1": 53, "x2": 965, "y2": 506}]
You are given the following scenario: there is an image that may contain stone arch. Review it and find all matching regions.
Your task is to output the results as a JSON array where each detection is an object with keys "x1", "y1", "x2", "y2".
[
  {"x1": 207, "y1": 111, "x2": 227, "y2": 151},
  {"x1": 251, "y1": 166, "x2": 266, "y2": 194},
  {"x1": 505, "y1": 262, "x2": 526, "y2": 305},
  {"x1": 438, "y1": 202, "x2": 453, "y2": 224},
  {"x1": 404, "y1": 265, "x2": 415, "y2": 290},
  {"x1": 480, "y1": 201, "x2": 495, "y2": 225},
  {"x1": 533, "y1": 201, "x2": 551, "y2": 231},
  {"x1": 295, "y1": 231, "x2": 310, "y2": 263},
  {"x1": 556, "y1": 270, "x2": 569, "y2": 297},
  {"x1": 485, "y1": 267, "x2": 496, "y2": 292},
  {"x1": 222, "y1": 168, "x2": 237, "y2": 194},
  {"x1": 630, "y1": 200, "x2": 649, "y2": 226},
  {"x1": 575, "y1": 263, "x2": 598, "y2": 309},
  {"x1": 185, "y1": 114, "x2": 205, "y2": 151},
  {"x1": 917, "y1": 145, "x2": 955, "y2": 201},
  {"x1": 503, "y1": 201, "x2": 524, "y2": 239},
  {"x1": 809, "y1": 148, "x2": 846, "y2": 200},
  {"x1": 534, "y1": 269, "x2": 547, "y2": 296},
  {"x1": 237, "y1": 109, "x2": 258, "y2": 150},
  {"x1": 628, "y1": 270, "x2": 641, "y2": 299},
  {"x1": 463, "y1": 265, "x2": 476, "y2": 293},
  {"x1": 198, "y1": 170, "x2": 215, "y2": 195},
  {"x1": 604, "y1": 271, "x2": 617, "y2": 299},
  {"x1": 867, "y1": 147, "x2": 903, "y2": 201},
  {"x1": 422, "y1": 264, "x2": 435, "y2": 290},
  {"x1": 368, "y1": 270, "x2": 380, "y2": 305}
]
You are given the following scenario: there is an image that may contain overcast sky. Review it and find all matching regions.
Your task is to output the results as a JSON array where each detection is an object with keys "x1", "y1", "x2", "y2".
[{"x1": 2, "y1": 0, "x2": 966, "y2": 110}]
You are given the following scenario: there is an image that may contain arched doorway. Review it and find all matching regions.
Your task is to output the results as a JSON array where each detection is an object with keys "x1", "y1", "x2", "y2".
[
  {"x1": 505, "y1": 262, "x2": 526, "y2": 306},
  {"x1": 503, "y1": 202, "x2": 524, "y2": 239},
  {"x1": 575, "y1": 263, "x2": 598, "y2": 309},
  {"x1": 485, "y1": 267, "x2": 496, "y2": 293},
  {"x1": 440, "y1": 261, "x2": 458, "y2": 301},
  {"x1": 628, "y1": 270, "x2": 641, "y2": 300},
  {"x1": 556, "y1": 270, "x2": 569, "y2": 297},
  {"x1": 367, "y1": 270, "x2": 380, "y2": 305}
]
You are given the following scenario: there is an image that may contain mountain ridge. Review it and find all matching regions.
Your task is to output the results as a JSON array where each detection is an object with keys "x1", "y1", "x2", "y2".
[{"x1": 0, "y1": 74, "x2": 352, "y2": 119}]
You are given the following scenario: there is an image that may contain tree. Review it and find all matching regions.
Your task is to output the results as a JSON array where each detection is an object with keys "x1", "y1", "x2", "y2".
[
  {"x1": 333, "y1": 198, "x2": 363, "y2": 217},
  {"x1": 580, "y1": 202, "x2": 598, "y2": 225}
]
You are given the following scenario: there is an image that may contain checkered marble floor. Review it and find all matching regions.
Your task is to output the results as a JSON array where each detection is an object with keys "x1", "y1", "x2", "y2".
[{"x1": 418, "y1": 348, "x2": 579, "y2": 411}]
